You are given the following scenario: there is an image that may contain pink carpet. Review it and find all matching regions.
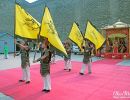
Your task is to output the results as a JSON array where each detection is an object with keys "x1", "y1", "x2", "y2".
[{"x1": 0, "y1": 59, "x2": 130, "y2": 100}]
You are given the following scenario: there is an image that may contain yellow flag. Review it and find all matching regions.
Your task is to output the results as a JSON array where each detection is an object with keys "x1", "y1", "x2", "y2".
[
  {"x1": 15, "y1": 4, "x2": 40, "y2": 39},
  {"x1": 68, "y1": 23, "x2": 84, "y2": 52},
  {"x1": 40, "y1": 7, "x2": 67, "y2": 55},
  {"x1": 85, "y1": 21, "x2": 105, "y2": 49}
]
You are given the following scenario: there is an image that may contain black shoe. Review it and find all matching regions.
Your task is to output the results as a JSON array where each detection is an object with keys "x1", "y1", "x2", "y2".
[
  {"x1": 26, "y1": 81, "x2": 30, "y2": 84},
  {"x1": 45, "y1": 90, "x2": 50, "y2": 93},
  {"x1": 79, "y1": 72, "x2": 84, "y2": 75},
  {"x1": 42, "y1": 89, "x2": 46, "y2": 92},
  {"x1": 19, "y1": 80, "x2": 25, "y2": 82},
  {"x1": 69, "y1": 69, "x2": 71, "y2": 72},
  {"x1": 64, "y1": 69, "x2": 67, "y2": 70},
  {"x1": 88, "y1": 72, "x2": 92, "y2": 74}
]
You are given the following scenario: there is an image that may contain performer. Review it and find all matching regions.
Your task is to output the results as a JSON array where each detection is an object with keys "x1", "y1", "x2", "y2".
[
  {"x1": 14, "y1": 39, "x2": 30, "y2": 84},
  {"x1": 33, "y1": 40, "x2": 51, "y2": 92},
  {"x1": 80, "y1": 41, "x2": 92, "y2": 75},
  {"x1": 4, "y1": 42, "x2": 9, "y2": 59},
  {"x1": 51, "y1": 50, "x2": 56, "y2": 64},
  {"x1": 64, "y1": 42, "x2": 72, "y2": 72},
  {"x1": 113, "y1": 38, "x2": 118, "y2": 53},
  {"x1": 119, "y1": 38, "x2": 127, "y2": 53}
]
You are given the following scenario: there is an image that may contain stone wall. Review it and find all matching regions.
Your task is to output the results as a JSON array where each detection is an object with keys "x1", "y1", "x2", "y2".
[{"x1": 0, "y1": 0, "x2": 130, "y2": 40}]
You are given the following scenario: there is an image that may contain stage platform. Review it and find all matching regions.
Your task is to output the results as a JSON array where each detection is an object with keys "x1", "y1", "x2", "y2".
[
  {"x1": 0, "y1": 59, "x2": 130, "y2": 100},
  {"x1": 99, "y1": 53, "x2": 130, "y2": 59}
]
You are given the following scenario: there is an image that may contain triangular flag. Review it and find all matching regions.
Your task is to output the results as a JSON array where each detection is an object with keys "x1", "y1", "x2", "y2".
[
  {"x1": 69, "y1": 23, "x2": 84, "y2": 52},
  {"x1": 15, "y1": 4, "x2": 40, "y2": 39},
  {"x1": 85, "y1": 21, "x2": 105, "y2": 49},
  {"x1": 40, "y1": 7, "x2": 67, "y2": 55}
]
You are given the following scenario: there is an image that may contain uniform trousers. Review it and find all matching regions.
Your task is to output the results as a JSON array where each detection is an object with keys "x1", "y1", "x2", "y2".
[
  {"x1": 64, "y1": 59, "x2": 72, "y2": 70},
  {"x1": 21, "y1": 66, "x2": 30, "y2": 82},
  {"x1": 80, "y1": 60, "x2": 92, "y2": 74},
  {"x1": 42, "y1": 74, "x2": 51, "y2": 90}
]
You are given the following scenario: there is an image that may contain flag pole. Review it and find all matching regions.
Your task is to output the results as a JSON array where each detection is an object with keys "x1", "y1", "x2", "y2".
[
  {"x1": 33, "y1": 34, "x2": 40, "y2": 61},
  {"x1": 13, "y1": 0, "x2": 16, "y2": 57},
  {"x1": 33, "y1": 5, "x2": 46, "y2": 61}
]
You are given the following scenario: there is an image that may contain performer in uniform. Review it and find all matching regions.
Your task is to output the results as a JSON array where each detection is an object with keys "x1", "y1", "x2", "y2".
[
  {"x1": 33, "y1": 40, "x2": 51, "y2": 92},
  {"x1": 51, "y1": 50, "x2": 56, "y2": 64},
  {"x1": 80, "y1": 41, "x2": 92, "y2": 75},
  {"x1": 14, "y1": 39, "x2": 30, "y2": 84},
  {"x1": 64, "y1": 42, "x2": 72, "y2": 72}
]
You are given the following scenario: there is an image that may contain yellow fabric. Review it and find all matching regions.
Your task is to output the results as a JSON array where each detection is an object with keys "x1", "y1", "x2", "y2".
[
  {"x1": 69, "y1": 23, "x2": 84, "y2": 52},
  {"x1": 85, "y1": 21, "x2": 105, "y2": 49},
  {"x1": 82, "y1": 40, "x2": 86, "y2": 48},
  {"x1": 15, "y1": 4, "x2": 40, "y2": 39},
  {"x1": 40, "y1": 7, "x2": 67, "y2": 55}
]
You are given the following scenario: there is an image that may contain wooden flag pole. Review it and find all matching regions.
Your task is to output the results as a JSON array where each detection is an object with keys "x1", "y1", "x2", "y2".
[
  {"x1": 13, "y1": 0, "x2": 16, "y2": 57},
  {"x1": 33, "y1": 35, "x2": 40, "y2": 61},
  {"x1": 33, "y1": 5, "x2": 45, "y2": 61}
]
